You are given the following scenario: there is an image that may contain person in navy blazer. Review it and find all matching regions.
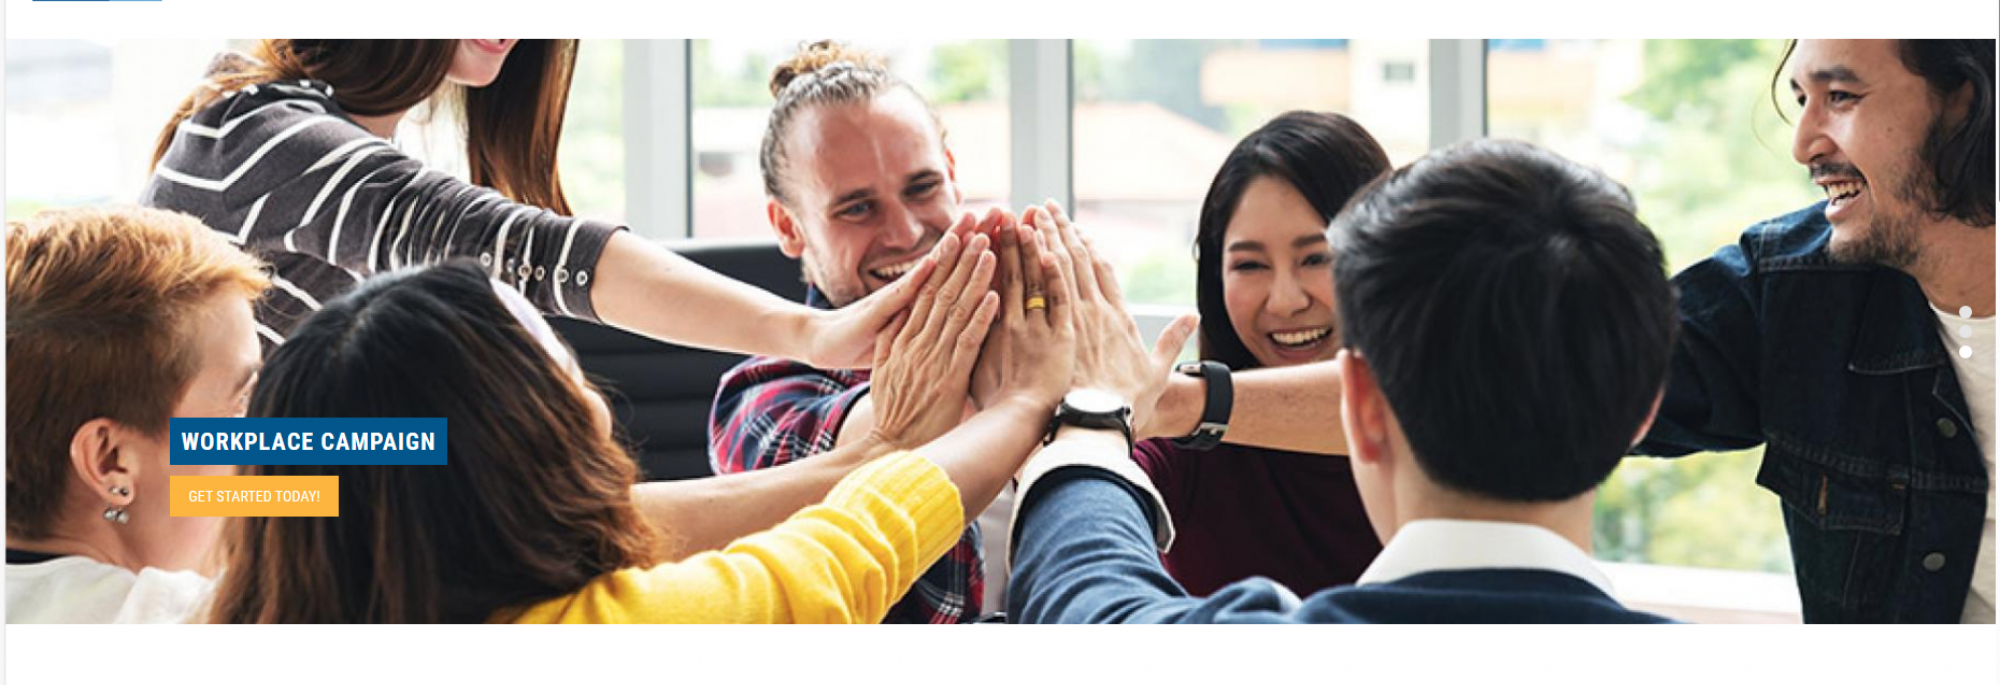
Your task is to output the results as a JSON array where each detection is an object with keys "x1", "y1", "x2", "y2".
[{"x1": 1007, "y1": 139, "x2": 1680, "y2": 624}]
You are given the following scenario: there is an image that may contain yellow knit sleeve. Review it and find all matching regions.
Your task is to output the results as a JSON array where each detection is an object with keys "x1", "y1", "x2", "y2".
[{"x1": 500, "y1": 450, "x2": 963, "y2": 624}]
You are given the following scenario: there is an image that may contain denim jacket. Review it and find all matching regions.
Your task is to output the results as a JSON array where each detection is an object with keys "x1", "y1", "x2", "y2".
[{"x1": 1637, "y1": 202, "x2": 1990, "y2": 623}]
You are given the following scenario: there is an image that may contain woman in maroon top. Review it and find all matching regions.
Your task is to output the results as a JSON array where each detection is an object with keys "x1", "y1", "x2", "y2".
[{"x1": 1132, "y1": 111, "x2": 1390, "y2": 596}]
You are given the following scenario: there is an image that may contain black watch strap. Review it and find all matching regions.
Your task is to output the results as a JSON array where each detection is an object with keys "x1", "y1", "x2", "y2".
[
  {"x1": 1044, "y1": 392, "x2": 1135, "y2": 453},
  {"x1": 1171, "y1": 360, "x2": 1232, "y2": 451},
  {"x1": 1043, "y1": 414, "x2": 1135, "y2": 453}
]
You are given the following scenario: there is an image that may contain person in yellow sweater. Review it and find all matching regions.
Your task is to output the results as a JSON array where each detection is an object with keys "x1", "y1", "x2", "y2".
[{"x1": 206, "y1": 211, "x2": 1189, "y2": 623}]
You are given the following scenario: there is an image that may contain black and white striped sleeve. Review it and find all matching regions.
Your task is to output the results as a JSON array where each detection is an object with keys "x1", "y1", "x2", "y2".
[{"x1": 142, "y1": 81, "x2": 623, "y2": 339}]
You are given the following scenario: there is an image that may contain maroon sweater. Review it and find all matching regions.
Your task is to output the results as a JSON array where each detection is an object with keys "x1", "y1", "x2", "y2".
[{"x1": 1131, "y1": 438, "x2": 1383, "y2": 597}]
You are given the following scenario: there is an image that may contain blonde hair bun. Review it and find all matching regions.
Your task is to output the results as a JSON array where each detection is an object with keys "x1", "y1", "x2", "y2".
[{"x1": 769, "y1": 40, "x2": 888, "y2": 98}]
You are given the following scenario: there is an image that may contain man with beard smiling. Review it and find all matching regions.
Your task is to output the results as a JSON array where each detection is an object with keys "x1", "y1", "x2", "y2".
[
  {"x1": 706, "y1": 41, "x2": 1334, "y2": 623},
  {"x1": 1632, "y1": 39, "x2": 1995, "y2": 623},
  {"x1": 706, "y1": 41, "x2": 1007, "y2": 624},
  {"x1": 1081, "y1": 38, "x2": 1995, "y2": 624}
]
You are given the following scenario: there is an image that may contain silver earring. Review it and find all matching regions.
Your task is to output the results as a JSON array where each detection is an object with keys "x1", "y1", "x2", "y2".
[{"x1": 105, "y1": 485, "x2": 132, "y2": 524}]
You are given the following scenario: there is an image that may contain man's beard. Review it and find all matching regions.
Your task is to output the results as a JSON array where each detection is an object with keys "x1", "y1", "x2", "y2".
[
  {"x1": 1829, "y1": 204, "x2": 1923, "y2": 269},
  {"x1": 1825, "y1": 156, "x2": 1931, "y2": 270},
  {"x1": 801, "y1": 252, "x2": 869, "y2": 308}
]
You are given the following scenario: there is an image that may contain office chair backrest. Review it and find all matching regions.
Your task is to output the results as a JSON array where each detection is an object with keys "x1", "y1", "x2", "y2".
[{"x1": 548, "y1": 240, "x2": 806, "y2": 481}]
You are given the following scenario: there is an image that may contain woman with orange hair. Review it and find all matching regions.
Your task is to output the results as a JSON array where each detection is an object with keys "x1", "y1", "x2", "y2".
[{"x1": 6, "y1": 207, "x2": 268, "y2": 623}]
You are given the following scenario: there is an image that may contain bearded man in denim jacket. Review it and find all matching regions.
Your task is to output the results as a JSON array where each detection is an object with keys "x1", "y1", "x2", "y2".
[{"x1": 1635, "y1": 39, "x2": 1995, "y2": 623}]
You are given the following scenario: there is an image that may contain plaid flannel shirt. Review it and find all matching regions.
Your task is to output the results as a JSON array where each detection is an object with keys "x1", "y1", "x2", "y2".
[{"x1": 706, "y1": 288, "x2": 984, "y2": 624}]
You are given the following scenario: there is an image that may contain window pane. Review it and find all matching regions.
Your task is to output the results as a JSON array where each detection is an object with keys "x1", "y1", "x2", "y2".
[
  {"x1": 409, "y1": 40, "x2": 626, "y2": 225},
  {"x1": 6, "y1": 39, "x2": 233, "y2": 220},
  {"x1": 690, "y1": 39, "x2": 1010, "y2": 240},
  {"x1": 3, "y1": 39, "x2": 626, "y2": 227},
  {"x1": 559, "y1": 39, "x2": 626, "y2": 225},
  {"x1": 1073, "y1": 39, "x2": 1430, "y2": 306},
  {"x1": 1490, "y1": 39, "x2": 1818, "y2": 574}
]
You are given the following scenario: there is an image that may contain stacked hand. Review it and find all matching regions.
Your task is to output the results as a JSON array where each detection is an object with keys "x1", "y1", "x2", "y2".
[
  {"x1": 865, "y1": 219, "x2": 1000, "y2": 451},
  {"x1": 971, "y1": 205, "x2": 1078, "y2": 414},
  {"x1": 803, "y1": 209, "x2": 999, "y2": 370},
  {"x1": 868, "y1": 199, "x2": 1193, "y2": 451},
  {"x1": 1021, "y1": 201, "x2": 1197, "y2": 433}
]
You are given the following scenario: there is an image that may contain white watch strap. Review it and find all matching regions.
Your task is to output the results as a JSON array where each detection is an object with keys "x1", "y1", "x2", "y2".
[{"x1": 1007, "y1": 428, "x2": 1177, "y2": 571}]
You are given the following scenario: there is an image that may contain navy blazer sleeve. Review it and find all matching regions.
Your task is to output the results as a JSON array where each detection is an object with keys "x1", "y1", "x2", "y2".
[{"x1": 1007, "y1": 467, "x2": 1307, "y2": 624}]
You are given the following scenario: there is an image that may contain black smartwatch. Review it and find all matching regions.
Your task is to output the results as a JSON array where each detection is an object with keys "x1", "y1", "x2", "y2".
[
  {"x1": 1045, "y1": 388, "x2": 1135, "y2": 452},
  {"x1": 1171, "y1": 360, "x2": 1233, "y2": 451}
]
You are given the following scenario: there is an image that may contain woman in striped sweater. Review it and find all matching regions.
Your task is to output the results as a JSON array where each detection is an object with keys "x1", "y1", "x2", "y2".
[{"x1": 142, "y1": 40, "x2": 909, "y2": 368}]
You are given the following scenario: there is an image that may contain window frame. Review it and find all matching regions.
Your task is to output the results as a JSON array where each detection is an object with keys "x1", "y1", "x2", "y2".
[{"x1": 632, "y1": 39, "x2": 1801, "y2": 621}]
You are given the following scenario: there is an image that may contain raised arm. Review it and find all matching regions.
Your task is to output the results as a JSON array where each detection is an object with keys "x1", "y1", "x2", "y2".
[
  {"x1": 591, "y1": 229, "x2": 928, "y2": 370},
  {"x1": 509, "y1": 450, "x2": 966, "y2": 624},
  {"x1": 155, "y1": 87, "x2": 938, "y2": 369},
  {"x1": 632, "y1": 440, "x2": 885, "y2": 560},
  {"x1": 1146, "y1": 361, "x2": 1347, "y2": 455},
  {"x1": 636, "y1": 228, "x2": 1009, "y2": 558},
  {"x1": 525, "y1": 225, "x2": 1070, "y2": 622},
  {"x1": 1007, "y1": 203, "x2": 1299, "y2": 624},
  {"x1": 1005, "y1": 202, "x2": 1348, "y2": 456},
  {"x1": 1632, "y1": 239, "x2": 1766, "y2": 456},
  {"x1": 828, "y1": 208, "x2": 1018, "y2": 448}
]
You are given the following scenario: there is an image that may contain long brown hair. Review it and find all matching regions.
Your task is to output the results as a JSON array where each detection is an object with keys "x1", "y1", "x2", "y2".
[
  {"x1": 206, "y1": 261, "x2": 657, "y2": 623},
  {"x1": 153, "y1": 40, "x2": 580, "y2": 213}
]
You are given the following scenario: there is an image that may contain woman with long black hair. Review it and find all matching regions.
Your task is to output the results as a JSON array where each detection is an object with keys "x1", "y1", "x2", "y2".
[{"x1": 1130, "y1": 111, "x2": 1391, "y2": 596}]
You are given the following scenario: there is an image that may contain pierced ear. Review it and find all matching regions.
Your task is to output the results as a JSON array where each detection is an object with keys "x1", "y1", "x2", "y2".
[
  {"x1": 69, "y1": 418, "x2": 136, "y2": 506},
  {"x1": 767, "y1": 200, "x2": 807, "y2": 259}
]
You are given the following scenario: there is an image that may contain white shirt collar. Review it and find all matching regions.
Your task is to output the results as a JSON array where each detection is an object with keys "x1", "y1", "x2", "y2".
[{"x1": 1355, "y1": 519, "x2": 1616, "y2": 598}]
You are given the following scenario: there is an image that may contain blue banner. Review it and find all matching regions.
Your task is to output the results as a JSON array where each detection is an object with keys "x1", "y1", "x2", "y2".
[{"x1": 170, "y1": 418, "x2": 448, "y2": 466}]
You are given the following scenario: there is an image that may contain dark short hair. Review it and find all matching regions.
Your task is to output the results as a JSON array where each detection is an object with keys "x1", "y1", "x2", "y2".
[
  {"x1": 1772, "y1": 39, "x2": 1995, "y2": 227},
  {"x1": 1195, "y1": 111, "x2": 1391, "y2": 370},
  {"x1": 1330, "y1": 140, "x2": 1678, "y2": 502}
]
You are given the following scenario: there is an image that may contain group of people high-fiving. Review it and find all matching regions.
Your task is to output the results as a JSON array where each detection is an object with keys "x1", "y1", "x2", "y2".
[{"x1": 6, "y1": 38, "x2": 1993, "y2": 624}]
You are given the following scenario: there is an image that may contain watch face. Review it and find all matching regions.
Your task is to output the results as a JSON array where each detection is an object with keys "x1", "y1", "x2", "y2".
[{"x1": 1064, "y1": 388, "x2": 1127, "y2": 414}]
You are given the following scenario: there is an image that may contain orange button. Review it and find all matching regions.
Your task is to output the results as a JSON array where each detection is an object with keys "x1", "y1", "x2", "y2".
[{"x1": 170, "y1": 476, "x2": 339, "y2": 517}]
